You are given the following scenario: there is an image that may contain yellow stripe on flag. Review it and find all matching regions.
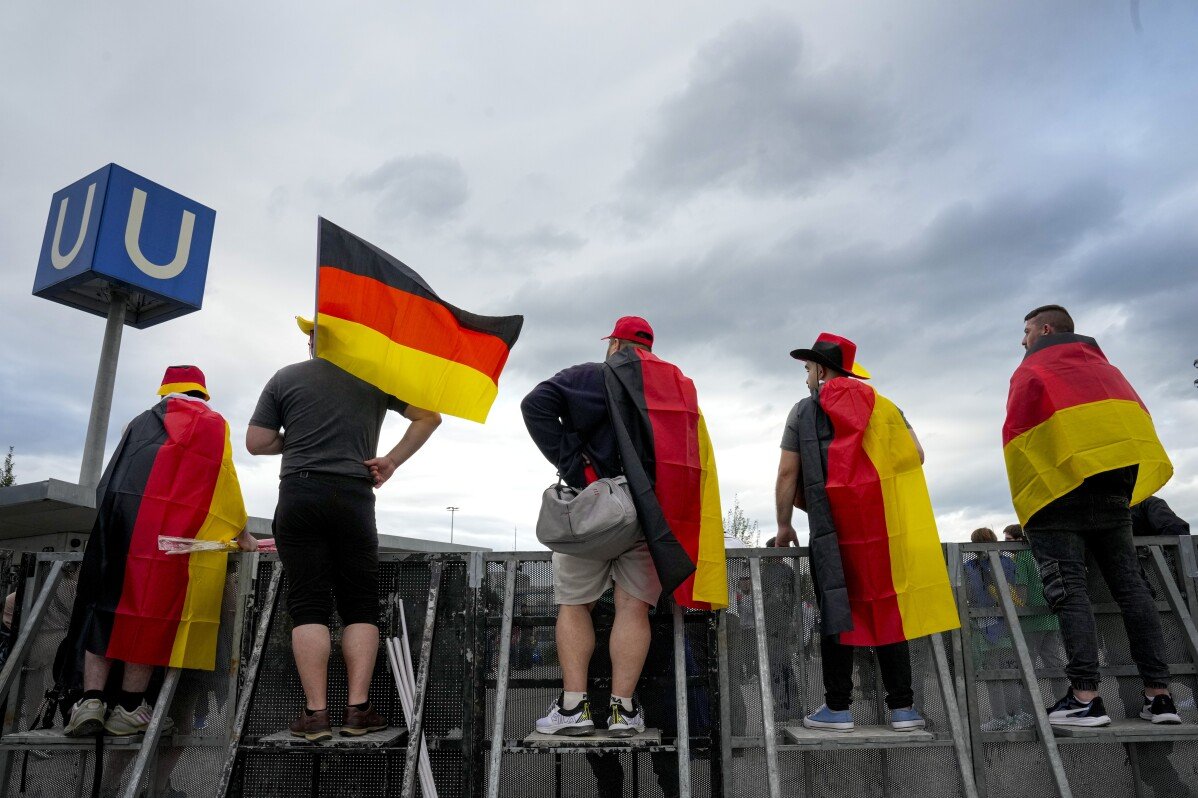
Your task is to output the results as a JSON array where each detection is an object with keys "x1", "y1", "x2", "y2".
[
  {"x1": 169, "y1": 425, "x2": 248, "y2": 670},
  {"x1": 693, "y1": 413, "x2": 727, "y2": 609},
  {"x1": 860, "y1": 394, "x2": 959, "y2": 640},
  {"x1": 1004, "y1": 398, "x2": 1173, "y2": 526},
  {"x1": 318, "y1": 315, "x2": 499, "y2": 423}
]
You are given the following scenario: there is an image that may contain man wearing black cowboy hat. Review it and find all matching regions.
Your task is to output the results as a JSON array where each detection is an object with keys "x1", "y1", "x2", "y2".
[{"x1": 774, "y1": 333, "x2": 959, "y2": 733}]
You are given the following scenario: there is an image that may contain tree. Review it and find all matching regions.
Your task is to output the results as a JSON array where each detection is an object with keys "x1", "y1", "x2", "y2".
[
  {"x1": 1, "y1": 447, "x2": 13, "y2": 488},
  {"x1": 723, "y1": 494, "x2": 760, "y2": 547}
]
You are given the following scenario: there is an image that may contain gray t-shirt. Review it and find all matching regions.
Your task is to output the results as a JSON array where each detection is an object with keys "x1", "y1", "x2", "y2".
[
  {"x1": 249, "y1": 358, "x2": 408, "y2": 479},
  {"x1": 780, "y1": 398, "x2": 911, "y2": 452}
]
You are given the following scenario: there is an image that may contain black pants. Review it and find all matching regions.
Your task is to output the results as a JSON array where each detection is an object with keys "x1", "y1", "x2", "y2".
[
  {"x1": 820, "y1": 635, "x2": 913, "y2": 711},
  {"x1": 274, "y1": 472, "x2": 380, "y2": 627}
]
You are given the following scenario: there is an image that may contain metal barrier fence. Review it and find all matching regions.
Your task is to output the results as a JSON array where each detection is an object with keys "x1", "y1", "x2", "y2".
[{"x1": 0, "y1": 539, "x2": 1196, "y2": 797}]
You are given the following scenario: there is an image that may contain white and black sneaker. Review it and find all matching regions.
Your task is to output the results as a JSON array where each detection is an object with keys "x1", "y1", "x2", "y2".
[
  {"x1": 607, "y1": 699, "x2": 645, "y2": 738},
  {"x1": 535, "y1": 693, "x2": 595, "y2": 736},
  {"x1": 1141, "y1": 693, "x2": 1182, "y2": 725},
  {"x1": 1046, "y1": 692, "x2": 1110, "y2": 727}
]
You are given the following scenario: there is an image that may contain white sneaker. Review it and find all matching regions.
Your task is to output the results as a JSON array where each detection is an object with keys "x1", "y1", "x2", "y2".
[
  {"x1": 64, "y1": 698, "x2": 107, "y2": 737},
  {"x1": 104, "y1": 701, "x2": 153, "y2": 736},
  {"x1": 607, "y1": 700, "x2": 646, "y2": 738},
  {"x1": 535, "y1": 694, "x2": 595, "y2": 736}
]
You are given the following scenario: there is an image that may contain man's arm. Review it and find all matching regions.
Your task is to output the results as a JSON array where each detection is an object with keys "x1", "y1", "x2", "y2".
[
  {"x1": 520, "y1": 377, "x2": 584, "y2": 485},
  {"x1": 909, "y1": 428, "x2": 925, "y2": 465},
  {"x1": 775, "y1": 449, "x2": 803, "y2": 547},
  {"x1": 246, "y1": 425, "x2": 284, "y2": 455},
  {"x1": 365, "y1": 405, "x2": 442, "y2": 488}
]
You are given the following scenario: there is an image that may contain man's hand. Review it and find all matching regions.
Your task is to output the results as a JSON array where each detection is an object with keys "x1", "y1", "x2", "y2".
[
  {"x1": 235, "y1": 528, "x2": 259, "y2": 552},
  {"x1": 776, "y1": 522, "x2": 799, "y2": 548},
  {"x1": 365, "y1": 455, "x2": 398, "y2": 488}
]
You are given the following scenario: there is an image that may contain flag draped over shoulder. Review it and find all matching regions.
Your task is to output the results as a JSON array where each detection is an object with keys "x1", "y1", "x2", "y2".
[
  {"x1": 1003, "y1": 333, "x2": 1173, "y2": 525},
  {"x1": 604, "y1": 347, "x2": 726, "y2": 610},
  {"x1": 314, "y1": 218, "x2": 523, "y2": 423},
  {"x1": 801, "y1": 378, "x2": 958, "y2": 646},
  {"x1": 75, "y1": 396, "x2": 247, "y2": 670}
]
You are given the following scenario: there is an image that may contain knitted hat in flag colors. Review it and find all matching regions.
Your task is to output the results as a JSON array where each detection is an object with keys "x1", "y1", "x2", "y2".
[
  {"x1": 797, "y1": 376, "x2": 958, "y2": 646},
  {"x1": 604, "y1": 346, "x2": 726, "y2": 610},
  {"x1": 1003, "y1": 333, "x2": 1172, "y2": 525},
  {"x1": 69, "y1": 396, "x2": 246, "y2": 670},
  {"x1": 311, "y1": 218, "x2": 523, "y2": 423},
  {"x1": 158, "y1": 365, "x2": 209, "y2": 400}
]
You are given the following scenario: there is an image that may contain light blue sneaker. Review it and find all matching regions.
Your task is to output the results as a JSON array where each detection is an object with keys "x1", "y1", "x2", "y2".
[
  {"x1": 889, "y1": 706, "x2": 926, "y2": 731},
  {"x1": 803, "y1": 704, "x2": 854, "y2": 732}
]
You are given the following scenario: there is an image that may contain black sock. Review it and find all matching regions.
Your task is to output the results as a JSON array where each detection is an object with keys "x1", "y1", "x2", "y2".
[
  {"x1": 117, "y1": 690, "x2": 144, "y2": 712},
  {"x1": 83, "y1": 690, "x2": 105, "y2": 702},
  {"x1": 350, "y1": 701, "x2": 370, "y2": 711}
]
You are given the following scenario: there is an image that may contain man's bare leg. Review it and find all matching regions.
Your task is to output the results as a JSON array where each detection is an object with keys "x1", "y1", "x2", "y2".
[
  {"x1": 83, "y1": 650, "x2": 113, "y2": 692},
  {"x1": 610, "y1": 585, "x2": 651, "y2": 698},
  {"x1": 557, "y1": 603, "x2": 596, "y2": 693},
  {"x1": 342, "y1": 623, "x2": 379, "y2": 705},
  {"x1": 122, "y1": 663, "x2": 153, "y2": 693},
  {"x1": 293, "y1": 623, "x2": 331, "y2": 709}
]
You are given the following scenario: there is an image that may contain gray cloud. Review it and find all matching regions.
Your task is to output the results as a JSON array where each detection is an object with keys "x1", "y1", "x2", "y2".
[
  {"x1": 346, "y1": 154, "x2": 469, "y2": 226},
  {"x1": 625, "y1": 13, "x2": 894, "y2": 199},
  {"x1": 462, "y1": 224, "x2": 586, "y2": 258}
]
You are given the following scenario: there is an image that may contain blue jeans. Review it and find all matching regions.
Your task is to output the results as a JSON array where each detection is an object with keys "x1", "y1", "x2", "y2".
[{"x1": 1025, "y1": 494, "x2": 1169, "y2": 691}]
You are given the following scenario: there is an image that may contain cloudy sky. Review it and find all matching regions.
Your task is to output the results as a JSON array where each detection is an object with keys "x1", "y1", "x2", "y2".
[{"x1": 2, "y1": 2, "x2": 1196, "y2": 550}]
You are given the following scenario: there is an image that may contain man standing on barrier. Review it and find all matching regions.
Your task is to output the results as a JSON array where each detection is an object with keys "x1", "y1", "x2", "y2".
[
  {"x1": 521, "y1": 316, "x2": 726, "y2": 747},
  {"x1": 62, "y1": 366, "x2": 250, "y2": 737},
  {"x1": 1004, "y1": 304, "x2": 1179, "y2": 727},
  {"x1": 247, "y1": 317, "x2": 441, "y2": 741},
  {"x1": 775, "y1": 333, "x2": 959, "y2": 732}
]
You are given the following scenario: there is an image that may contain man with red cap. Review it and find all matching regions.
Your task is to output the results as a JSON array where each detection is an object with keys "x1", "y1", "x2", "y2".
[
  {"x1": 62, "y1": 366, "x2": 251, "y2": 738},
  {"x1": 522, "y1": 316, "x2": 724, "y2": 796},
  {"x1": 775, "y1": 334, "x2": 958, "y2": 733}
]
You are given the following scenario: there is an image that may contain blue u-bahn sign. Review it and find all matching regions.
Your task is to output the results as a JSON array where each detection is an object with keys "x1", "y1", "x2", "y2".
[{"x1": 32, "y1": 164, "x2": 216, "y2": 328}]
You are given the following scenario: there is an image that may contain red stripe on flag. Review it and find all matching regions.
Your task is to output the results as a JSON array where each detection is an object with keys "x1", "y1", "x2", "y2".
[
  {"x1": 318, "y1": 266, "x2": 513, "y2": 382},
  {"x1": 106, "y1": 399, "x2": 225, "y2": 664},
  {"x1": 1003, "y1": 341, "x2": 1145, "y2": 446},
  {"x1": 821, "y1": 384, "x2": 906, "y2": 646},
  {"x1": 637, "y1": 351, "x2": 707, "y2": 608}
]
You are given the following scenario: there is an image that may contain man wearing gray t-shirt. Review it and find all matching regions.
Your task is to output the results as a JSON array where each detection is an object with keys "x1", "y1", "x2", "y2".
[{"x1": 247, "y1": 316, "x2": 441, "y2": 741}]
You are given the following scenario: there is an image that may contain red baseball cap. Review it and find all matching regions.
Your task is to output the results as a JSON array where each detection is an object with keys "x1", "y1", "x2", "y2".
[
  {"x1": 158, "y1": 365, "x2": 210, "y2": 399},
  {"x1": 602, "y1": 316, "x2": 654, "y2": 348}
]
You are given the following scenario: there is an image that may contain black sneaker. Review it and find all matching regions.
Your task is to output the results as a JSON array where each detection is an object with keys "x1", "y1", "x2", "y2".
[
  {"x1": 1141, "y1": 693, "x2": 1182, "y2": 725},
  {"x1": 1046, "y1": 692, "x2": 1110, "y2": 727}
]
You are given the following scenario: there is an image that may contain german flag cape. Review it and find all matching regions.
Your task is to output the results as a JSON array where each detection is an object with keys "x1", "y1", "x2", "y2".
[
  {"x1": 798, "y1": 377, "x2": 958, "y2": 646},
  {"x1": 1003, "y1": 333, "x2": 1172, "y2": 525},
  {"x1": 314, "y1": 218, "x2": 523, "y2": 423},
  {"x1": 73, "y1": 396, "x2": 246, "y2": 670},
  {"x1": 604, "y1": 347, "x2": 726, "y2": 610}
]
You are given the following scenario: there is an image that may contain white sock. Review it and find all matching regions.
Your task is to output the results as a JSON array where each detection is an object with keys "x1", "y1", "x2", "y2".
[
  {"x1": 611, "y1": 695, "x2": 634, "y2": 712},
  {"x1": 562, "y1": 691, "x2": 587, "y2": 710}
]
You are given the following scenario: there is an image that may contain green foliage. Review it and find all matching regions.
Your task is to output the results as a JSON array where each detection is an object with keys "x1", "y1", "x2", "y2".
[
  {"x1": 723, "y1": 494, "x2": 759, "y2": 546},
  {"x1": 0, "y1": 447, "x2": 13, "y2": 488}
]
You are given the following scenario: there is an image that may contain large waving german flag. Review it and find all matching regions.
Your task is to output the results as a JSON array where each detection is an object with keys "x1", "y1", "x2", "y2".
[
  {"x1": 1003, "y1": 333, "x2": 1173, "y2": 525},
  {"x1": 605, "y1": 347, "x2": 726, "y2": 610},
  {"x1": 314, "y1": 218, "x2": 523, "y2": 423},
  {"x1": 75, "y1": 396, "x2": 247, "y2": 670},
  {"x1": 807, "y1": 377, "x2": 958, "y2": 646}
]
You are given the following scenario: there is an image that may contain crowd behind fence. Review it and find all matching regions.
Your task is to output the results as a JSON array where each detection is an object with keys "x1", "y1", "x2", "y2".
[{"x1": 0, "y1": 538, "x2": 1195, "y2": 797}]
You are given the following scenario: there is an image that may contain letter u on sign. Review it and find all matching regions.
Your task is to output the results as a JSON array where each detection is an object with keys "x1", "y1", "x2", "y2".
[
  {"x1": 51, "y1": 183, "x2": 96, "y2": 270},
  {"x1": 125, "y1": 188, "x2": 195, "y2": 280}
]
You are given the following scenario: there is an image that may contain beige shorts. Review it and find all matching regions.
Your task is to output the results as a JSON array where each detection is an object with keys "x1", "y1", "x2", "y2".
[{"x1": 552, "y1": 541, "x2": 662, "y2": 606}]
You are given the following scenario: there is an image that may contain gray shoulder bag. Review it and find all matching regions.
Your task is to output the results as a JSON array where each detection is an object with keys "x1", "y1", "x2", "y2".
[{"x1": 536, "y1": 475, "x2": 642, "y2": 561}]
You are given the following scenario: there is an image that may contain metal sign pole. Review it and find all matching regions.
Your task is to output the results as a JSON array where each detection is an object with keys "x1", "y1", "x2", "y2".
[{"x1": 78, "y1": 291, "x2": 126, "y2": 488}]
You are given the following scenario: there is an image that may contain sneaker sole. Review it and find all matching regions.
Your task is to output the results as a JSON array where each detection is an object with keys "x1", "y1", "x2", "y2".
[
  {"x1": 64, "y1": 718, "x2": 105, "y2": 737},
  {"x1": 291, "y1": 729, "x2": 334, "y2": 742},
  {"x1": 607, "y1": 726, "x2": 644, "y2": 738},
  {"x1": 803, "y1": 720, "x2": 854, "y2": 732},
  {"x1": 537, "y1": 723, "x2": 595, "y2": 737},
  {"x1": 1048, "y1": 716, "x2": 1110, "y2": 727},
  {"x1": 340, "y1": 724, "x2": 388, "y2": 737},
  {"x1": 891, "y1": 722, "x2": 926, "y2": 731},
  {"x1": 1141, "y1": 711, "x2": 1182, "y2": 725}
]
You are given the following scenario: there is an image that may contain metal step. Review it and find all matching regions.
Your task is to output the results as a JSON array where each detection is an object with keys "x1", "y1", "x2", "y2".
[
  {"x1": 783, "y1": 725, "x2": 937, "y2": 748},
  {"x1": 505, "y1": 728, "x2": 670, "y2": 754},
  {"x1": 244, "y1": 726, "x2": 408, "y2": 750},
  {"x1": 1052, "y1": 718, "x2": 1198, "y2": 743}
]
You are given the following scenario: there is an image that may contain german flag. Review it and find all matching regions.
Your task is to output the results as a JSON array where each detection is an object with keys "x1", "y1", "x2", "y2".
[
  {"x1": 75, "y1": 397, "x2": 246, "y2": 670},
  {"x1": 313, "y1": 218, "x2": 523, "y2": 423},
  {"x1": 1003, "y1": 333, "x2": 1173, "y2": 525},
  {"x1": 809, "y1": 377, "x2": 958, "y2": 646},
  {"x1": 605, "y1": 347, "x2": 726, "y2": 610}
]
